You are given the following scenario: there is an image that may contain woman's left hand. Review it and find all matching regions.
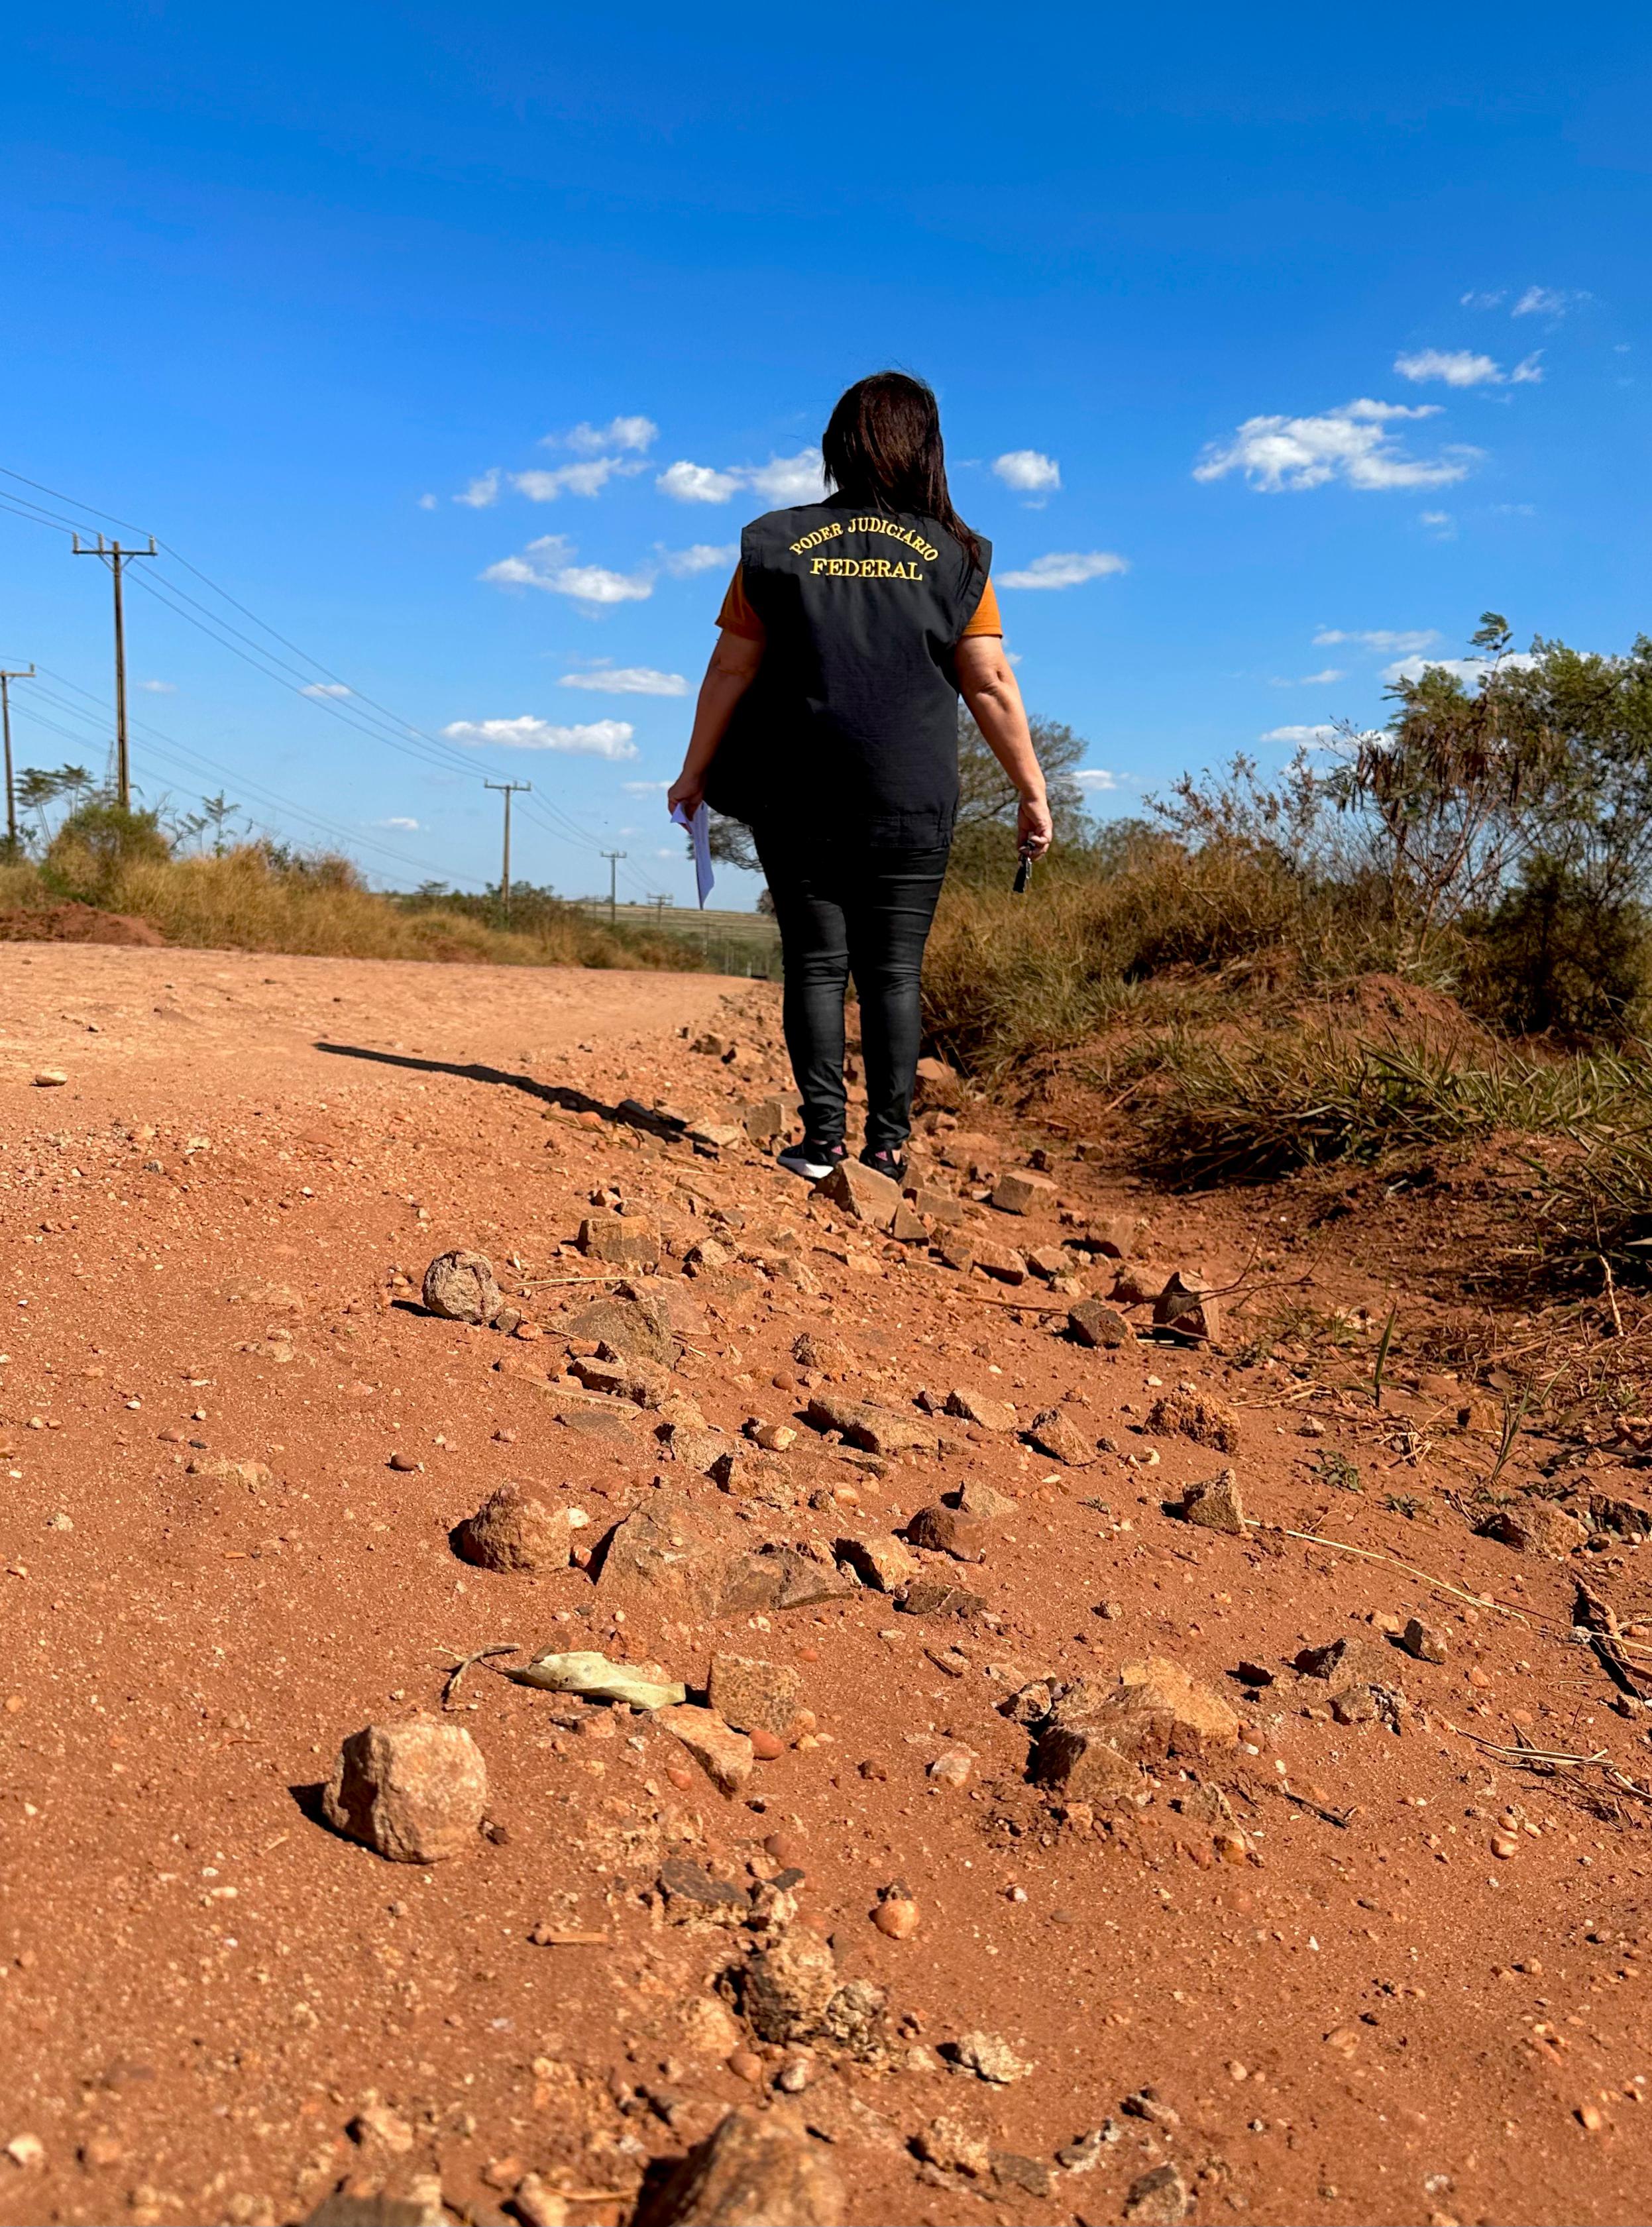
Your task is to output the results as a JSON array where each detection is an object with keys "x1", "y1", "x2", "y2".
[{"x1": 1017, "y1": 791, "x2": 1054, "y2": 858}]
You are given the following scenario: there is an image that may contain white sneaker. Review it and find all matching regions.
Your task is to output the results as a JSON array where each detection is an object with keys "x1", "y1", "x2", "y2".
[{"x1": 777, "y1": 1138, "x2": 846, "y2": 1182}]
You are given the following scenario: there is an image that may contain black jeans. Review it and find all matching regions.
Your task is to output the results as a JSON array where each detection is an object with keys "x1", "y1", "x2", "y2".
[{"x1": 753, "y1": 830, "x2": 950, "y2": 1156}]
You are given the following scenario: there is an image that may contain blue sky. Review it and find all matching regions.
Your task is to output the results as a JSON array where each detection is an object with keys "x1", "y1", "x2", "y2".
[{"x1": 1, "y1": 4, "x2": 1647, "y2": 906}]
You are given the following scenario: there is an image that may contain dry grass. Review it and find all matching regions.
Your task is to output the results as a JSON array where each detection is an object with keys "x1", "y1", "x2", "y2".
[{"x1": 0, "y1": 845, "x2": 697, "y2": 972}]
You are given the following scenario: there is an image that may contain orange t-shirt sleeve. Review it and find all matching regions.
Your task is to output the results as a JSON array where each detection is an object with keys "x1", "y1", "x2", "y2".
[
  {"x1": 716, "y1": 565, "x2": 765, "y2": 641},
  {"x1": 960, "y1": 576, "x2": 1003, "y2": 639}
]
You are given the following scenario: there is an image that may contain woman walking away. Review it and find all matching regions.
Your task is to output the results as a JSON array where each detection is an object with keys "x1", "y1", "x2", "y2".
[{"x1": 667, "y1": 370, "x2": 1053, "y2": 1185}]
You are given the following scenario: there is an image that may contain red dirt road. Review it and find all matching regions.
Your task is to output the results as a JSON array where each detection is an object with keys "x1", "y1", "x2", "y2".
[{"x1": 1, "y1": 944, "x2": 1649, "y2": 2227}]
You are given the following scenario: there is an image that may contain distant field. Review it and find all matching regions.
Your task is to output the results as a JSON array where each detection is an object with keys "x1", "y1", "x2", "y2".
[{"x1": 573, "y1": 899, "x2": 783, "y2": 977}]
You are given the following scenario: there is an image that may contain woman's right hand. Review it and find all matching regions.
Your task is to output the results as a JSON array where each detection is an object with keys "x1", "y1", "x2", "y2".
[
  {"x1": 1017, "y1": 791, "x2": 1054, "y2": 858},
  {"x1": 667, "y1": 772, "x2": 704, "y2": 818}
]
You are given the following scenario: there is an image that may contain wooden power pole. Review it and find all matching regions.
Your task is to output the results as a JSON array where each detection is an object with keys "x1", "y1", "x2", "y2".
[
  {"x1": 484, "y1": 779, "x2": 531, "y2": 918},
  {"x1": 601, "y1": 849, "x2": 626, "y2": 926},
  {"x1": 72, "y1": 534, "x2": 157, "y2": 808},
  {"x1": 0, "y1": 662, "x2": 34, "y2": 852}
]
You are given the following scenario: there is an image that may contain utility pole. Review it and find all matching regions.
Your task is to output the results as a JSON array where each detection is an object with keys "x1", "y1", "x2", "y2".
[
  {"x1": 601, "y1": 849, "x2": 626, "y2": 927},
  {"x1": 483, "y1": 779, "x2": 530, "y2": 919},
  {"x1": 650, "y1": 892, "x2": 673, "y2": 929},
  {"x1": 72, "y1": 535, "x2": 157, "y2": 809},
  {"x1": 0, "y1": 663, "x2": 34, "y2": 853}
]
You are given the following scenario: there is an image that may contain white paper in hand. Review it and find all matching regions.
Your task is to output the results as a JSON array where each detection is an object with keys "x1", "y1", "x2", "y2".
[{"x1": 671, "y1": 800, "x2": 715, "y2": 908}]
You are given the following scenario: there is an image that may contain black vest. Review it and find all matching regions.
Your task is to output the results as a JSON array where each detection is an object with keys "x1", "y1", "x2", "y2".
[{"x1": 704, "y1": 497, "x2": 991, "y2": 847}]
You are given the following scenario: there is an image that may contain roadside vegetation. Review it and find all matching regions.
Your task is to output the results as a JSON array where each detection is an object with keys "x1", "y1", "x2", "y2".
[{"x1": 0, "y1": 788, "x2": 696, "y2": 971}]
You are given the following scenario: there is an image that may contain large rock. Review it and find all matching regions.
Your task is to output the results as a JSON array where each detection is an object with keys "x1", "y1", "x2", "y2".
[
  {"x1": 816, "y1": 1160, "x2": 902, "y2": 1230},
  {"x1": 563, "y1": 1291, "x2": 679, "y2": 1364},
  {"x1": 577, "y1": 1213, "x2": 661, "y2": 1269},
  {"x1": 1145, "y1": 1384, "x2": 1240, "y2": 1452},
  {"x1": 1040, "y1": 1658, "x2": 1240, "y2": 1772},
  {"x1": 642, "y1": 2107, "x2": 845, "y2": 2227},
  {"x1": 571, "y1": 1352, "x2": 675, "y2": 1407},
  {"x1": 322, "y1": 1721, "x2": 487, "y2": 1863},
  {"x1": 741, "y1": 1930, "x2": 839, "y2": 2042},
  {"x1": 451, "y1": 1482, "x2": 573, "y2": 1573},
  {"x1": 1154, "y1": 1270, "x2": 1224, "y2": 1348},
  {"x1": 1087, "y1": 1213, "x2": 1146, "y2": 1259},
  {"x1": 804, "y1": 1391, "x2": 938, "y2": 1458},
  {"x1": 707, "y1": 1653, "x2": 804, "y2": 1739},
  {"x1": 1030, "y1": 1723, "x2": 1144, "y2": 1803},
  {"x1": 593, "y1": 1494, "x2": 739, "y2": 1613},
  {"x1": 1477, "y1": 1501, "x2": 1586, "y2": 1558},
  {"x1": 905, "y1": 1503, "x2": 987, "y2": 1562},
  {"x1": 1111, "y1": 1260, "x2": 1174, "y2": 1307},
  {"x1": 421, "y1": 1249, "x2": 501, "y2": 1325},
  {"x1": 971, "y1": 1236, "x2": 1028, "y2": 1285},
  {"x1": 834, "y1": 1532, "x2": 920, "y2": 1592},
  {"x1": 944, "y1": 1386, "x2": 1017, "y2": 1433},
  {"x1": 1173, "y1": 1468, "x2": 1246, "y2": 1536},
  {"x1": 655, "y1": 1704, "x2": 753, "y2": 1796},
  {"x1": 1067, "y1": 1297, "x2": 1131, "y2": 1350},
  {"x1": 1024, "y1": 1406, "x2": 1095, "y2": 1466},
  {"x1": 991, "y1": 1169, "x2": 1058, "y2": 1216}
]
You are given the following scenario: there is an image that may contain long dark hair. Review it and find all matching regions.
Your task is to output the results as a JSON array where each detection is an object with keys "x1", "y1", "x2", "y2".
[{"x1": 821, "y1": 371, "x2": 982, "y2": 570}]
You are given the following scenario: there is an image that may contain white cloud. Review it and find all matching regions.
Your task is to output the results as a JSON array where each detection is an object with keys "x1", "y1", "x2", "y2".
[
  {"x1": 1313, "y1": 627, "x2": 1441, "y2": 653},
  {"x1": 301, "y1": 680, "x2": 353, "y2": 699},
  {"x1": 656, "y1": 449, "x2": 826, "y2": 506},
  {"x1": 137, "y1": 678, "x2": 176, "y2": 694},
  {"x1": 1269, "y1": 668, "x2": 1346, "y2": 686},
  {"x1": 1394, "y1": 347, "x2": 1543, "y2": 388},
  {"x1": 1460, "y1": 290, "x2": 1506, "y2": 310},
  {"x1": 1072, "y1": 768, "x2": 1120, "y2": 790},
  {"x1": 481, "y1": 535, "x2": 653, "y2": 606},
  {"x1": 622, "y1": 779, "x2": 671, "y2": 794},
  {"x1": 455, "y1": 468, "x2": 502, "y2": 508},
  {"x1": 657, "y1": 460, "x2": 743, "y2": 504},
  {"x1": 561, "y1": 667, "x2": 687, "y2": 697},
  {"x1": 561, "y1": 415, "x2": 659, "y2": 455},
  {"x1": 1194, "y1": 398, "x2": 1476, "y2": 492},
  {"x1": 993, "y1": 449, "x2": 1062, "y2": 496},
  {"x1": 417, "y1": 493, "x2": 438, "y2": 510},
  {"x1": 441, "y1": 715, "x2": 638, "y2": 760},
  {"x1": 998, "y1": 550, "x2": 1129, "y2": 590},
  {"x1": 1513, "y1": 286, "x2": 1583, "y2": 319},
  {"x1": 1419, "y1": 510, "x2": 1457, "y2": 538},
  {"x1": 659, "y1": 542, "x2": 738, "y2": 576},
  {"x1": 1261, "y1": 723, "x2": 1340, "y2": 746},
  {"x1": 512, "y1": 458, "x2": 641, "y2": 501},
  {"x1": 1381, "y1": 651, "x2": 1539, "y2": 686},
  {"x1": 1394, "y1": 348, "x2": 1503, "y2": 388},
  {"x1": 372, "y1": 815, "x2": 421, "y2": 830}
]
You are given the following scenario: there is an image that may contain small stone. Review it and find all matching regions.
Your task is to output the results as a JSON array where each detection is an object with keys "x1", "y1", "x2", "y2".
[
  {"x1": 971, "y1": 1236, "x2": 1028, "y2": 1284},
  {"x1": 927, "y1": 1748, "x2": 974, "y2": 1788},
  {"x1": 1087, "y1": 1213, "x2": 1145, "y2": 1258},
  {"x1": 655, "y1": 1704, "x2": 754, "y2": 1796},
  {"x1": 817, "y1": 1158, "x2": 903, "y2": 1229},
  {"x1": 991, "y1": 2153, "x2": 1054, "y2": 2199},
  {"x1": 897, "y1": 1578, "x2": 987, "y2": 1619},
  {"x1": 451, "y1": 1484, "x2": 573, "y2": 1574},
  {"x1": 1122, "y1": 2089, "x2": 1180, "y2": 2128},
  {"x1": 874, "y1": 1892, "x2": 921, "y2": 1939},
  {"x1": 1491, "y1": 1832, "x2": 1519, "y2": 1859},
  {"x1": 912, "y1": 1185, "x2": 967, "y2": 1227},
  {"x1": 5, "y1": 2134, "x2": 44, "y2": 2169},
  {"x1": 1145, "y1": 1384, "x2": 1240, "y2": 1452},
  {"x1": 728, "y1": 2049, "x2": 765, "y2": 2085},
  {"x1": 512, "y1": 2173, "x2": 569, "y2": 2227},
  {"x1": 1068, "y1": 1297, "x2": 1131, "y2": 1350},
  {"x1": 32, "y1": 1071, "x2": 68, "y2": 1088},
  {"x1": 1025, "y1": 1407, "x2": 1095, "y2": 1466},
  {"x1": 1123, "y1": 2163, "x2": 1189, "y2": 2224},
  {"x1": 751, "y1": 1729, "x2": 785, "y2": 1761},
  {"x1": 1174, "y1": 1467, "x2": 1246, "y2": 1535},
  {"x1": 956, "y1": 1478, "x2": 1014, "y2": 1519},
  {"x1": 742, "y1": 1930, "x2": 839, "y2": 2041},
  {"x1": 321, "y1": 1722, "x2": 488, "y2": 1863},
  {"x1": 1154, "y1": 1271, "x2": 1223, "y2": 1348},
  {"x1": 1588, "y1": 1489, "x2": 1652, "y2": 1539},
  {"x1": 387, "y1": 1450, "x2": 421, "y2": 1472},
  {"x1": 945, "y1": 2030, "x2": 1032, "y2": 2084},
  {"x1": 577, "y1": 1213, "x2": 661, "y2": 1269},
  {"x1": 349, "y1": 2104, "x2": 414, "y2": 2153},
  {"x1": 647, "y1": 2106, "x2": 846, "y2": 2226},
  {"x1": 707, "y1": 1653, "x2": 804, "y2": 1739},
  {"x1": 905, "y1": 1503, "x2": 988, "y2": 1563},
  {"x1": 421, "y1": 1249, "x2": 501, "y2": 1325},
  {"x1": 1477, "y1": 1502, "x2": 1587, "y2": 1558},
  {"x1": 834, "y1": 1533, "x2": 920, "y2": 1592},
  {"x1": 991, "y1": 1169, "x2": 1058, "y2": 1216},
  {"x1": 1402, "y1": 1616, "x2": 1448, "y2": 1664},
  {"x1": 943, "y1": 1386, "x2": 1017, "y2": 1433},
  {"x1": 805, "y1": 1391, "x2": 938, "y2": 1458},
  {"x1": 912, "y1": 2113, "x2": 989, "y2": 2178},
  {"x1": 890, "y1": 1201, "x2": 931, "y2": 1244},
  {"x1": 743, "y1": 1095, "x2": 794, "y2": 1144},
  {"x1": 563, "y1": 1291, "x2": 678, "y2": 1365},
  {"x1": 1111, "y1": 1260, "x2": 1174, "y2": 1307},
  {"x1": 1577, "y1": 2102, "x2": 1604, "y2": 2132},
  {"x1": 912, "y1": 1055, "x2": 964, "y2": 1111}
]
